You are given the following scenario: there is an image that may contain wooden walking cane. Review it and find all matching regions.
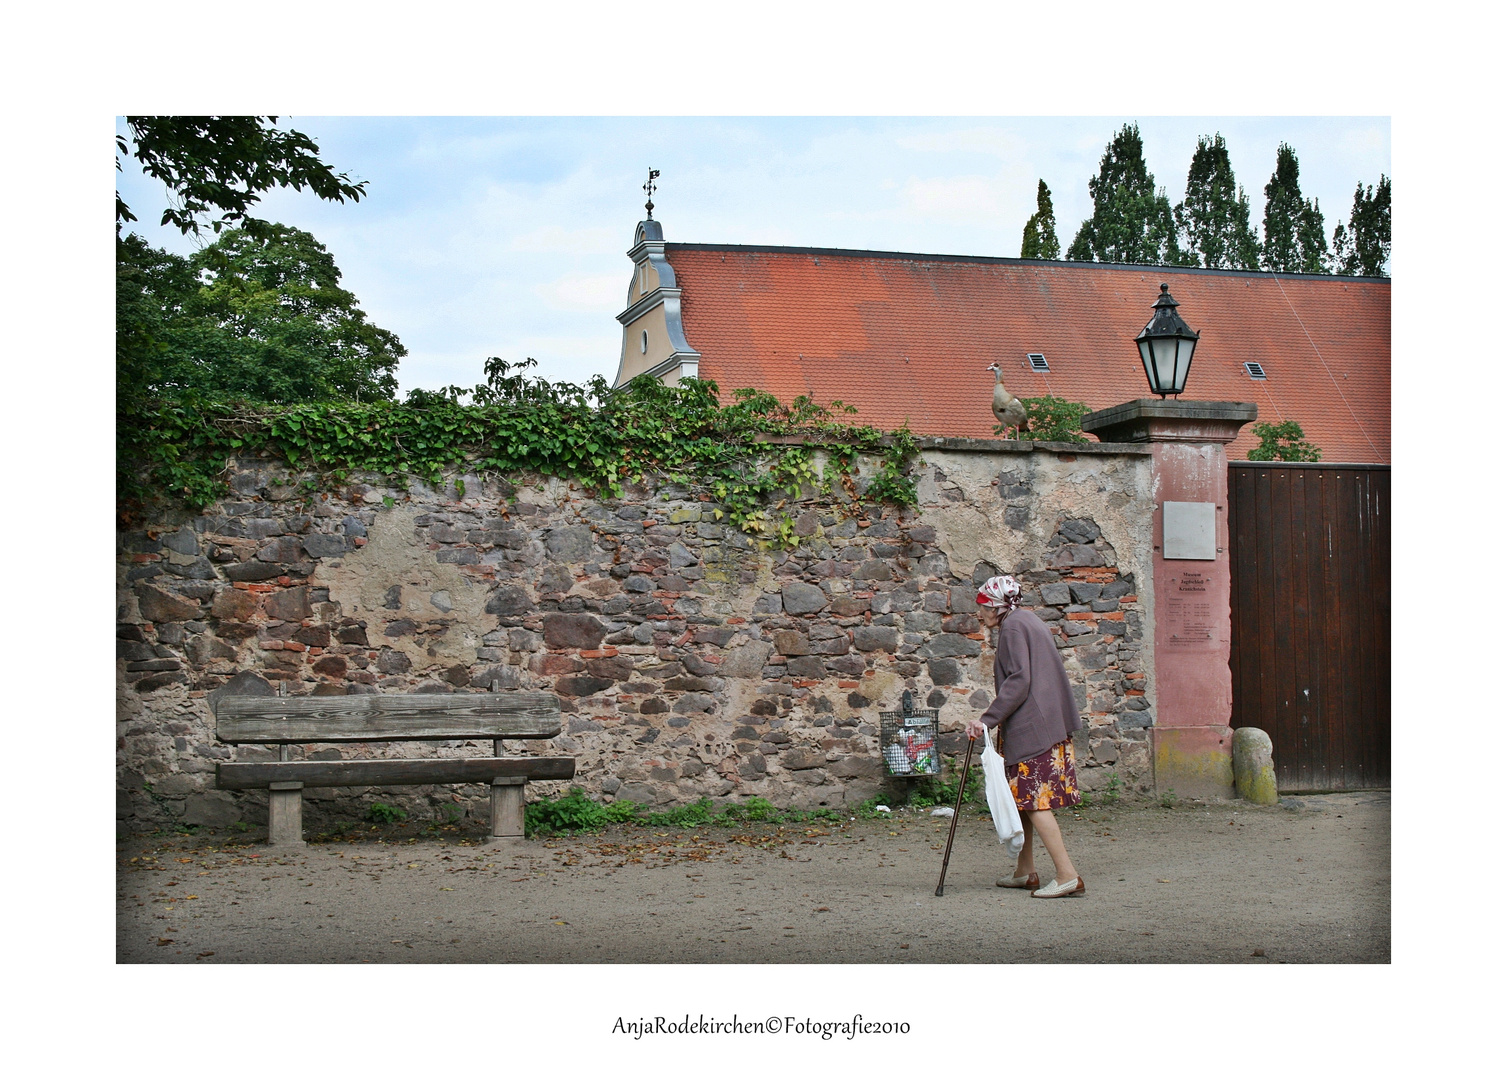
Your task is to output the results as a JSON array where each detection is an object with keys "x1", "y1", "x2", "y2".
[{"x1": 934, "y1": 734, "x2": 977, "y2": 897}]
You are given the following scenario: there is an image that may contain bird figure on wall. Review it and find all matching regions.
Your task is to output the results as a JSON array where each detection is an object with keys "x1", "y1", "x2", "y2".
[{"x1": 987, "y1": 362, "x2": 1028, "y2": 439}]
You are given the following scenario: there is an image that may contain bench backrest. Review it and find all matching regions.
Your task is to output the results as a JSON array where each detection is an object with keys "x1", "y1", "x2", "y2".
[{"x1": 212, "y1": 692, "x2": 562, "y2": 744}]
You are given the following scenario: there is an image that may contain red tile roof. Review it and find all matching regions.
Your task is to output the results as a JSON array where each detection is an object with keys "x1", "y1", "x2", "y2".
[{"x1": 665, "y1": 245, "x2": 1390, "y2": 464}]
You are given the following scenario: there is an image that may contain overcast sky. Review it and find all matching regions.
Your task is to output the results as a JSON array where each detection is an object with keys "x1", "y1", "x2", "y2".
[{"x1": 115, "y1": 116, "x2": 1390, "y2": 396}]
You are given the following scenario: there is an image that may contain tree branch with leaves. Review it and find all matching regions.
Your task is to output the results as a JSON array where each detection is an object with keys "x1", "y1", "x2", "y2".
[{"x1": 117, "y1": 116, "x2": 368, "y2": 238}]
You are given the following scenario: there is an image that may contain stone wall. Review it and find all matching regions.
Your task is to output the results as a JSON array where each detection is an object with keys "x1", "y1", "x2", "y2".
[{"x1": 116, "y1": 441, "x2": 1158, "y2": 831}]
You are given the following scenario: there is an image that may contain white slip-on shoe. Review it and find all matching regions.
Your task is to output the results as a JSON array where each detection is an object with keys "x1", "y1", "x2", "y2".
[
  {"x1": 1030, "y1": 876, "x2": 1086, "y2": 898},
  {"x1": 996, "y1": 872, "x2": 1040, "y2": 889}
]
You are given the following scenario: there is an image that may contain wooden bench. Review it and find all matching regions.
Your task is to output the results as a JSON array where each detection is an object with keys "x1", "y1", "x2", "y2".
[{"x1": 212, "y1": 692, "x2": 573, "y2": 846}]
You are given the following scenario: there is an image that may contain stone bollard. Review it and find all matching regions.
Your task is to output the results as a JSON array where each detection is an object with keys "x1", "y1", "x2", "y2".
[{"x1": 1232, "y1": 728, "x2": 1278, "y2": 805}]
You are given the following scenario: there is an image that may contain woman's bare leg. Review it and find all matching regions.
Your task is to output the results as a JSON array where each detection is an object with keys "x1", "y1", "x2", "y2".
[
  {"x1": 1025, "y1": 809, "x2": 1078, "y2": 884},
  {"x1": 1013, "y1": 814, "x2": 1036, "y2": 877}
]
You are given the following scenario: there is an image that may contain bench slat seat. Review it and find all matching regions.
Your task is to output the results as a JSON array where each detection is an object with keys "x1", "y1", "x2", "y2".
[
  {"x1": 217, "y1": 756, "x2": 576, "y2": 790},
  {"x1": 214, "y1": 692, "x2": 561, "y2": 744}
]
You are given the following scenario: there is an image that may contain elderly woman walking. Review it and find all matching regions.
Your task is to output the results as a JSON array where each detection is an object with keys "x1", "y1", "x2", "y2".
[{"x1": 965, "y1": 575, "x2": 1086, "y2": 898}]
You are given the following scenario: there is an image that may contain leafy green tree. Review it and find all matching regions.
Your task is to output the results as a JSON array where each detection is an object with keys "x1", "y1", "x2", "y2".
[
  {"x1": 117, "y1": 116, "x2": 367, "y2": 238},
  {"x1": 1261, "y1": 143, "x2": 1329, "y2": 273},
  {"x1": 118, "y1": 224, "x2": 404, "y2": 404},
  {"x1": 1246, "y1": 419, "x2": 1321, "y2": 461},
  {"x1": 1019, "y1": 180, "x2": 1061, "y2": 260},
  {"x1": 117, "y1": 233, "x2": 199, "y2": 405},
  {"x1": 1175, "y1": 134, "x2": 1260, "y2": 269},
  {"x1": 1066, "y1": 124, "x2": 1192, "y2": 266},
  {"x1": 1330, "y1": 175, "x2": 1391, "y2": 276}
]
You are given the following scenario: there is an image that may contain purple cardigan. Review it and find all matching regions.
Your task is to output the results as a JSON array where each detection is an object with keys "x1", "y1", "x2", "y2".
[{"x1": 980, "y1": 607, "x2": 1083, "y2": 765}]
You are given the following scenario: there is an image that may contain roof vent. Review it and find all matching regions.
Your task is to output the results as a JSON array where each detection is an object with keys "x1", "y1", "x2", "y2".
[
  {"x1": 1243, "y1": 361, "x2": 1268, "y2": 380},
  {"x1": 1027, "y1": 353, "x2": 1050, "y2": 373}
]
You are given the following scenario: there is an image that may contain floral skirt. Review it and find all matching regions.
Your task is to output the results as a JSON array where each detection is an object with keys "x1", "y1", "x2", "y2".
[{"x1": 1008, "y1": 738, "x2": 1080, "y2": 813}]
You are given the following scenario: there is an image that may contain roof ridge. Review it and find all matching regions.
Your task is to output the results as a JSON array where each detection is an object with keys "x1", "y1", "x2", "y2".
[{"x1": 664, "y1": 243, "x2": 1391, "y2": 283}]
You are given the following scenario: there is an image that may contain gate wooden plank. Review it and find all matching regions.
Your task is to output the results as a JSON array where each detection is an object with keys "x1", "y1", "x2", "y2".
[
  {"x1": 1272, "y1": 467, "x2": 1309, "y2": 788},
  {"x1": 1319, "y1": 470, "x2": 1341, "y2": 790},
  {"x1": 217, "y1": 756, "x2": 577, "y2": 789},
  {"x1": 1291, "y1": 468, "x2": 1322, "y2": 789},
  {"x1": 1350, "y1": 466, "x2": 1374, "y2": 789},
  {"x1": 1325, "y1": 469, "x2": 1351, "y2": 789},
  {"x1": 1375, "y1": 471, "x2": 1392, "y2": 785},
  {"x1": 1357, "y1": 469, "x2": 1390, "y2": 787},
  {"x1": 214, "y1": 692, "x2": 562, "y2": 743}
]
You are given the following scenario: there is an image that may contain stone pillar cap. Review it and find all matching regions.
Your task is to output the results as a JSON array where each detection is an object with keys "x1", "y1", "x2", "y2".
[{"x1": 1082, "y1": 399, "x2": 1257, "y2": 445}]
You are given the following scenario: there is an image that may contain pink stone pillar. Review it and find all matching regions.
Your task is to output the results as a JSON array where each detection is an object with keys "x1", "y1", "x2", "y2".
[{"x1": 1082, "y1": 400, "x2": 1256, "y2": 798}]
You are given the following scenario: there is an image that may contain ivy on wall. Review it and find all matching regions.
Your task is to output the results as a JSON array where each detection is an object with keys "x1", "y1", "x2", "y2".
[{"x1": 118, "y1": 362, "x2": 920, "y2": 548}]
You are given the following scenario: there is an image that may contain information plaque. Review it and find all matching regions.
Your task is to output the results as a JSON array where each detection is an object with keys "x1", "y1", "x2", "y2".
[
  {"x1": 1163, "y1": 501, "x2": 1216, "y2": 560},
  {"x1": 1165, "y1": 570, "x2": 1218, "y2": 650}
]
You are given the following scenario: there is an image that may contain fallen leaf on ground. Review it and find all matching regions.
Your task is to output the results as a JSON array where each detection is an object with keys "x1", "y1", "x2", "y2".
[{"x1": 156, "y1": 938, "x2": 174, "y2": 946}]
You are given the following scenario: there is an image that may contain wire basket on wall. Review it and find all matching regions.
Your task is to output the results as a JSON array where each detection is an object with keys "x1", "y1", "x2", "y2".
[{"x1": 879, "y1": 707, "x2": 941, "y2": 777}]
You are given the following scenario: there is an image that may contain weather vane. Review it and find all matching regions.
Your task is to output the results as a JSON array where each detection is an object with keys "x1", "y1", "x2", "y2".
[{"x1": 643, "y1": 168, "x2": 660, "y2": 219}]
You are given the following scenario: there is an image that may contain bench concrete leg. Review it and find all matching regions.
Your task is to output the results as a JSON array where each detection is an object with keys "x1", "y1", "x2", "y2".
[
  {"x1": 491, "y1": 776, "x2": 527, "y2": 839},
  {"x1": 267, "y1": 781, "x2": 305, "y2": 847}
]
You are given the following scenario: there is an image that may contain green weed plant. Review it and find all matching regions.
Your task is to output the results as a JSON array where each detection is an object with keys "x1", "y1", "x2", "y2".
[
  {"x1": 525, "y1": 789, "x2": 841, "y2": 837},
  {"x1": 366, "y1": 801, "x2": 407, "y2": 824}
]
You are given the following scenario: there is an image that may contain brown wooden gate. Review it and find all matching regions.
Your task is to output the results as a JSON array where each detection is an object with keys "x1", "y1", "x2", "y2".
[{"x1": 1227, "y1": 462, "x2": 1390, "y2": 791}]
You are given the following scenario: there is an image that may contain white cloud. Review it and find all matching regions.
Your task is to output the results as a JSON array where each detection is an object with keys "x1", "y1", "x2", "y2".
[
  {"x1": 901, "y1": 162, "x2": 1037, "y2": 227},
  {"x1": 510, "y1": 225, "x2": 619, "y2": 254},
  {"x1": 904, "y1": 174, "x2": 1010, "y2": 220},
  {"x1": 533, "y1": 273, "x2": 625, "y2": 313},
  {"x1": 894, "y1": 126, "x2": 1028, "y2": 160}
]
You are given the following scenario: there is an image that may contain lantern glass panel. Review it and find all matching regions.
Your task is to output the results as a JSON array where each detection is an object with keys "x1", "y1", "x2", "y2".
[
  {"x1": 1153, "y1": 336, "x2": 1181, "y2": 393},
  {"x1": 1174, "y1": 336, "x2": 1196, "y2": 392}
]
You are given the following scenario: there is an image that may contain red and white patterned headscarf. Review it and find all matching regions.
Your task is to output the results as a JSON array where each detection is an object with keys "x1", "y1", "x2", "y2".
[{"x1": 976, "y1": 574, "x2": 1022, "y2": 612}]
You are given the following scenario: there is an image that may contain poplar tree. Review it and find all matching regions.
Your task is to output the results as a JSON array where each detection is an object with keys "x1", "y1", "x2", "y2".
[
  {"x1": 1019, "y1": 179, "x2": 1061, "y2": 259},
  {"x1": 1330, "y1": 175, "x2": 1391, "y2": 276},
  {"x1": 1066, "y1": 124, "x2": 1191, "y2": 266},
  {"x1": 1175, "y1": 134, "x2": 1260, "y2": 269},
  {"x1": 1261, "y1": 143, "x2": 1329, "y2": 273}
]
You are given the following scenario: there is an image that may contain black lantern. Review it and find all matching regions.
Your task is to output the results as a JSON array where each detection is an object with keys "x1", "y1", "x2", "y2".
[{"x1": 1134, "y1": 283, "x2": 1200, "y2": 397}]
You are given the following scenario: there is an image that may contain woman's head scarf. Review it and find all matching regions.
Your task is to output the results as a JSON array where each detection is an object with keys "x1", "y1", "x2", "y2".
[{"x1": 976, "y1": 574, "x2": 1022, "y2": 613}]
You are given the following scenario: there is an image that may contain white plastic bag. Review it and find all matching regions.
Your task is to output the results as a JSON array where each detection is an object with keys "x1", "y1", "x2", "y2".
[{"x1": 980, "y1": 735, "x2": 1025, "y2": 856}]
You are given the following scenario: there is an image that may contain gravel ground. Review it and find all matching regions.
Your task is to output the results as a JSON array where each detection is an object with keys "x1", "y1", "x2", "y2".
[{"x1": 116, "y1": 790, "x2": 1389, "y2": 964}]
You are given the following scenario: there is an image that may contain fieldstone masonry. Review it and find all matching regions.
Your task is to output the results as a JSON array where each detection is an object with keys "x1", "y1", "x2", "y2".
[{"x1": 117, "y1": 442, "x2": 1159, "y2": 831}]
